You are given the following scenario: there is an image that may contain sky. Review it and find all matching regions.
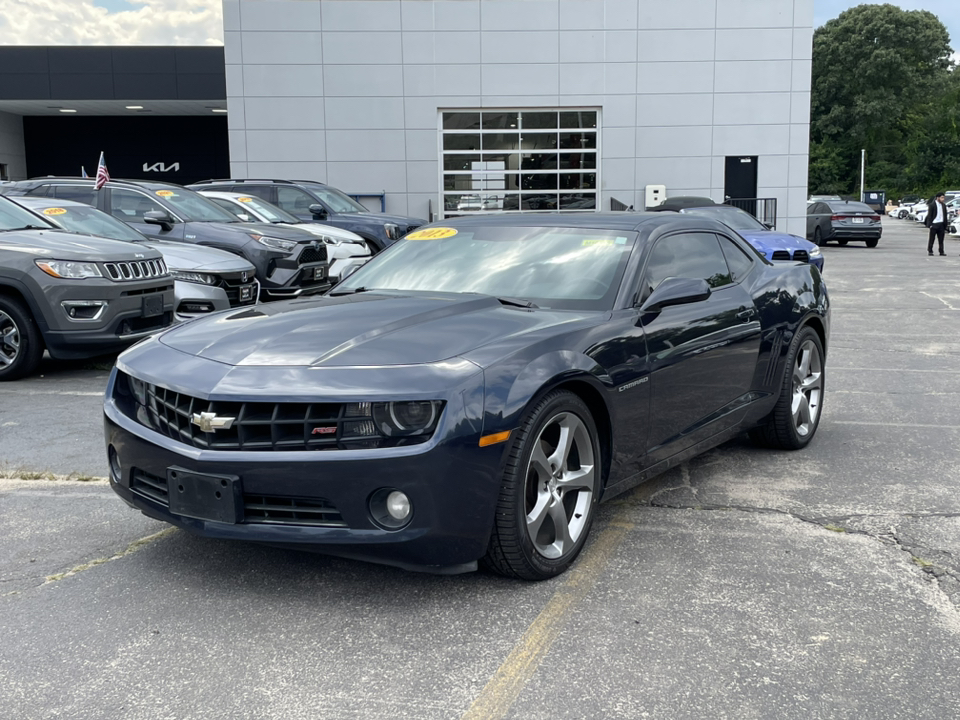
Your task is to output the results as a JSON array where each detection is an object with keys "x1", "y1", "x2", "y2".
[{"x1": 0, "y1": 0, "x2": 956, "y2": 58}]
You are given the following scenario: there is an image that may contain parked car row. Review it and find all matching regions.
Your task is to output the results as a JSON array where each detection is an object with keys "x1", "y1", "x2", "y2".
[{"x1": 0, "y1": 176, "x2": 426, "y2": 380}]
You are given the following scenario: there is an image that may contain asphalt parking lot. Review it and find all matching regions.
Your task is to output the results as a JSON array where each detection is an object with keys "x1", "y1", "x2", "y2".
[{"x1": 2, "y1": 216, "x2": 960, "y2": 719}]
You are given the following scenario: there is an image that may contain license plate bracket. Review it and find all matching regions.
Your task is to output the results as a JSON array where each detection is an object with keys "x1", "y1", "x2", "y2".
[
  {"x1": 239, "y1": 284, "x2": 255, "y2": 301},
  {"x1": 142, "y1": 294, "x2": 163, "y2": 318},
  {"x1": 313, "y1": 266, "x2": 326, "y2": 281},
  {"x1": 166, "y1": 467, "x2": 242, "y2": 523}
]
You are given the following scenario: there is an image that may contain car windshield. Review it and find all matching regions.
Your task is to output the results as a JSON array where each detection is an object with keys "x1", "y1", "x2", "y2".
[
  {"x1": 336, "y1": 225, "x2": 637, "y2": 311},
  {"x1": 29, "y1": 203, "x2": 146, "y2": 242},
  {"x1": 0, "y1": 198, "x2": 55, "y2": 230},
  {"x1": 300, "y1": 183, "x2": 368, "y2": 213},
  {"x1": 681, "y1": 206, "x2": 767, "y2": 232},
  {"x1": 231, "y1": 195, "x2": 300, "y2": 223},
  {"x1": 153, "y1": 188, "x2": 240, "y2": 223}
]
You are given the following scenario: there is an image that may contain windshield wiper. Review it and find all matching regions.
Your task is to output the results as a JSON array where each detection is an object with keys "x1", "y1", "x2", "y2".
[
  {"x1": 328, "y1": 286, "x2": 371, "y2": 296},
  {"x1": 496, "y1": 296, "x2": 538, "y2": 309},
  {"x1": 2, "y1": 225, "x2": 48, "y2": 231}
]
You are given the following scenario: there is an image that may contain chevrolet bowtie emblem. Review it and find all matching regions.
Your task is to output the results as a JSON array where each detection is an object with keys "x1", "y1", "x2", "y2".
[{"x1": 192, "y1": 411, "x2": 236, "y2": 433}]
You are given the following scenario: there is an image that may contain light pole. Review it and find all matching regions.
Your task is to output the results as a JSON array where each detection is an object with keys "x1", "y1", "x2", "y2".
[{"x1": 860, "y1": 149, "x2": 866, "y2": 202}]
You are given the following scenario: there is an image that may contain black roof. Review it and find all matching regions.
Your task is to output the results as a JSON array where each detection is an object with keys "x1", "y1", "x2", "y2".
[{"x1": 647, "y1": 196, "x2": 718, "y2": 211}]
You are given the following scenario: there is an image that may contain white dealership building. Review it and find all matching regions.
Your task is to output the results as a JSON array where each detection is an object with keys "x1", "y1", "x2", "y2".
[{"x1": 223, "y1": 0, "x2": 813, "y2": 235}]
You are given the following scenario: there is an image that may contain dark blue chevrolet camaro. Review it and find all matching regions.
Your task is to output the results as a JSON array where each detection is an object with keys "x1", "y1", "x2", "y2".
[{"x1": 104, "y1": 213, "x2": 830, "y2": 580}]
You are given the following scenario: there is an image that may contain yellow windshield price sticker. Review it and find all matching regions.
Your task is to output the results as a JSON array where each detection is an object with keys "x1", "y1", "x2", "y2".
[
  {"x1": 406, "y1": 227, "x2": 458, "y2": 241},
  {"x1": 156, "y1": 190, "x2": 175, "y2": 197},
  {"x1": 43, "y1": 207, "x2": 67, "y2": 215},
  {"x1": 238, "y1": 197, "x2": 254, "y2": 203},
  {"x1": 582, "y1": 238, "x2": 614, "y2": 247}
]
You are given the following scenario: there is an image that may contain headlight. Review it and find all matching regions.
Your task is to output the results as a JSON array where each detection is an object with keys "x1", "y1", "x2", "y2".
[
  {"x1": 252, "y1": 235, "x2": 298, "y2": 252},
  {"x1": 808, "y1": 247, "x2": 822, "y2": 256},
  {"x1": 170, "y1": 270, "x2": 218, "y2": 285},
  {"x1": 372, "y1": 400, "x2": 442, "y2": 437},
  {"x1": 384, "y1": 223, "x2": 399, "y2": 240},
  {"x1": 35, "y1": 260, "x2": 102, "y2": 279}
]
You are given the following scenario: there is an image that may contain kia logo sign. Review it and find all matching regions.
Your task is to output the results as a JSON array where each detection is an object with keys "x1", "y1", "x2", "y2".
[{"x1": 143, "y1": 162, "x2": 180, "y2": 173}]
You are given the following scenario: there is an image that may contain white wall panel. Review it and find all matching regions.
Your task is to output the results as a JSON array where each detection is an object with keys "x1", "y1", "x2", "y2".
[
  {"x1": 323, "y1": 65, "x2": 404, "y2": 97},
  {"x1": 637, "y1": 30, "x2": 715, "y2": 63},
  {"x1": 717, "y1": 0, "x2": 792, "y2": 28},
  {"x1": 481, "y1": 32, "x2": 560, "y2": 64},
  {"x1": 479, "y1": 0, "x2": 559, "y2": 31},
  {"x1": 242, "y1": 65, "x2": 322, "y2": 97},
  {"x1": 636, "y1": 126, "x2": 713, "y2": 158},
  {"x1": 637, "y1": 62, "x2": 716, "y2": 94},
  {"x1": 638, "y1": 0, "x2": 717, "y2": 29},
  {"x1": 324, "y1": 97, "x2": 405, "y2": 129},
  {"x1": 245, "y1": 130, "x2": 326, "y2": 162},
  {"x1": 481, "y1": 64, "x2": 559, "y2": 96},
  {"x1": 239, "y1": 1, "x2": 321, "y2": 31},
  {"x1": 636, "y1": 94, "x2": 713, "y2": 127},
  {"x1": 327, "y1": 160, "x2": 408, "y2": 193},
  {"x1": 244, "y1": 97, "x2": 326, "y2": 130},
  {"x1": 713, "y1": 93, "x2": 791, "y2": 126},
  {"x1": 325, "y1": 130, "x2": 407, "y2": 162},
  {"x1": 715, "y1": 29, "x2": 793, "y2": 61},
  {"x1": 713, "y1": 124, "x2": 790, "y2": 156},
  {"x1": 322, "y1": 32, "x2": 402, "y2": 65},
  {"x1": 321, "y1": 0, "x2": 401, "y2": 31},
  {"x1": 240, "y1": 32, "x2": 322, "y2": 65}
]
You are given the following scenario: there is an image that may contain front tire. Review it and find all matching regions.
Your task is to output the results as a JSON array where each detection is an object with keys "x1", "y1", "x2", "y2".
[
  {"x1": 0, "y1": 296, "x2": 44, "y2": 381},
  {"x1": 750, "y1": 326, "x2": 824, "y2": 450},
  {"x1": 483, "y1": 390, "x2": 601, "y2": 580},
  {"x1": 813, "y1": 227, "x2": 823, "y2": 247}
]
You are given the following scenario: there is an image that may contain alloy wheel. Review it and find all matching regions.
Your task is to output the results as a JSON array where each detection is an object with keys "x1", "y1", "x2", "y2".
[
  {"x1": 0, "y1": 310, "x2": 20, "y2": 368},
  {"x1": 792, "y1": 339, "x2": 823, "y2": 437},
  {"x1": 523, "y1": 411, "x2": 596, "y2": 559}
]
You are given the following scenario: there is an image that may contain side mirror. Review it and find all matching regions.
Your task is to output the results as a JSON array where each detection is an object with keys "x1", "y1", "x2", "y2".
[
  {"x1": 640, "y1": 277, "x2": 711, "y2": 314},
  {"x1": 143, "y1": 210, "x2": 174, "y2": 232},
  {"x1": 762, "y1": 222, "x2": 774, "y2": 230},
  {"x1": 308, "y1": 203, "x2": 328, "y2": 220},
  {"x1": 237, "y1": 212, "x2": 251, "y2": 222}
]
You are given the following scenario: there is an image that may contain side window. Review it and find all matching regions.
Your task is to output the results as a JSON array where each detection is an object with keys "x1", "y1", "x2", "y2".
[
  {"x1": 641, "y1": 232, "x2": 732, "y2": 300},
  {"x1": 211, "y1": 197, "x2": 246, "y2": 220},
  {"x1": 53, "y1": 185, "x2": 96, "y2": 206},
  {"x1": 233, "y1": 185, "x2": 271, "y2": 202},
  {"x1": 276, "y1": 186, "x2": 318, "y2": 214},
  {"x1": 25, "y1": 184, "x2": 51, "y2": 197},
  {"x1": 718, "y1": 234, "x2": 754, "y2": 282},
  {"x1": 108, "y1": 188, "x2": 166, "y2": 221}
]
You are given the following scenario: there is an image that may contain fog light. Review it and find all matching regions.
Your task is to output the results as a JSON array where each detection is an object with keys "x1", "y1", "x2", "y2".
[
  {"x1": 369, "y1": 488, "x2": 413, "y2": 530},
  {"x1": 386, "y1": 491, "x2": 410, "y2": 520},
  {"x1": 108, "y1": 446, "x2": 122, "y2": 484}
]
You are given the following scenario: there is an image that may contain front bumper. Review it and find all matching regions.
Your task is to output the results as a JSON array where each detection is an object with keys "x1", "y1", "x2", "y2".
[
  {"x1": 41, "y1": 281, "x2": 175, "y2": 359},
  {"x1": 102, "y1": 363, "x2": 498, "y2": 573}
]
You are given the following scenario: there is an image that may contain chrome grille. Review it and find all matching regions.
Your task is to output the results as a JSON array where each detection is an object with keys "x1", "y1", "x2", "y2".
[{"x1": 104, "y1": 259, "x2": 168, "y2": 281}]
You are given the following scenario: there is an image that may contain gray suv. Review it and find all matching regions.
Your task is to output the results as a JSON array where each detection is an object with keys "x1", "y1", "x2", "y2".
[
  {"x1": 0, "y1": 196, "x2": 174, "y2": 380},
  {"x1": 2, "y1": 178, "x2": 331, "y2": 301}
]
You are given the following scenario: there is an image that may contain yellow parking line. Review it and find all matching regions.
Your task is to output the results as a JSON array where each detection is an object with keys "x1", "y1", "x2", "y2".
[{"x1": 461, "y1": 510, "x2": 634, "y2": 720}]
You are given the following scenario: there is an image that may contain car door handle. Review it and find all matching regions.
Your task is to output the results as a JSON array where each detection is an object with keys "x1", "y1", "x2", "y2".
[{"x1": 736, "y1": 309, "x2": 755, "y2": 321}]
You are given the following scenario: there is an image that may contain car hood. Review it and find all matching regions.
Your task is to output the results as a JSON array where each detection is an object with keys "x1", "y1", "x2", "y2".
[
  {"x1": 342, "y1": 212, "x2": 426, "y2": 227},
  {"x1": 190, "y1": 221, "x2": 319, "y2": 243},
  {"x1": 143, "y1": 240, "x2": 254, "y2": 272},
  {"x1": 0, "y1": 229, "x2": 163, "y2": 261},
  {"x1": 158, "y1": 292, "x2": 593, "y2": 367},
  {"x1": 738, "y1": 230, "x2": 817, "y2": 254}
]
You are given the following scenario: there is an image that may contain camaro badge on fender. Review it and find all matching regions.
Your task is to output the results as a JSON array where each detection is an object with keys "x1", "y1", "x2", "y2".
[{"x1": 191, "y1": 412, "x2": 235, "y2": 432}]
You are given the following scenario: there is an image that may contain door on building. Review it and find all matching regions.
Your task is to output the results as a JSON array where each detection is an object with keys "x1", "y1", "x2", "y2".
[{"x1": 724, "y1": 156, "x2": 758, "y2": 216}]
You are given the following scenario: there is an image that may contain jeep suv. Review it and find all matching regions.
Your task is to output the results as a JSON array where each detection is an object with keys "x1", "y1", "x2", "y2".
[
  {"x1": 2, "y1": 179, "x2": 331, "y2": 301},
  {"x1": 186, "y1": 179, "x2": 425, "y2": 252},
  {"x1": 0, "y1": 196, "x2": 174, "y2": 380}
]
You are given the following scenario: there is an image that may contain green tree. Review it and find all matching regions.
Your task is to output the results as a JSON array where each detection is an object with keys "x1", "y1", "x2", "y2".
[{"x1": 809, "y1": 4, "x2": 954, "y2": 197}]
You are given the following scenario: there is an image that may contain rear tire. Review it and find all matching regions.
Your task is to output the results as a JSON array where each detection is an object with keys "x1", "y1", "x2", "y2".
[
  {"x1": 0, "y1": 296, "x2": 44, "y2": 381},
  {"x1": 837, "y1": 239, "x2": 849, "y2": 246},
  {"x1": 865, "y1": 238, "x2": 879, "y2": 248},
  {"x1": 483, "y1": 390, "x2": 601, "y2": 580},
  {"x1": 813, "y1": 227, "x2": 823, "y2": 247},
  {"x1": 749, "y1": 326, "x2": 824, "y2": 450}
]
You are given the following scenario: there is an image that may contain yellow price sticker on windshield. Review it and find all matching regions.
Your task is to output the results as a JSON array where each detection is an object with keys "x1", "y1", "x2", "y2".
[
  {"x1": 238, "y1": 197, "x2": 254, "y2": 203},
  {"x1": 156, "y1": 190, "x2": 175, "y2": 197},
  {"x1": 42, "y1": 207, "x2": 67, "y2": 215},
  {"x1": 406, "y1": 227, "x2": 458, "y2": 240},
  {"x1": 582, "y1": 238, "x2": 614, "y2": 247}
]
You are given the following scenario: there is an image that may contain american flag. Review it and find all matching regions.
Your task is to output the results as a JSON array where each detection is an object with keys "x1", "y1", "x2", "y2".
[{"x1": 94, "y1": 151, "x2": 110, "y2": 190}]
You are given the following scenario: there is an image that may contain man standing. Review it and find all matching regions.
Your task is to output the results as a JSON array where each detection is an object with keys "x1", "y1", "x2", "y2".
[{"x1": 925, "y1": 192, "x2": 948, "y2": 256}]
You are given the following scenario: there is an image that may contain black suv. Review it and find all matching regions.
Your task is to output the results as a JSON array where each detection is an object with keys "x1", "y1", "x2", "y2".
[
  {"x1": 2, "y1": 179, "x2": 331, "y2": 301},
  {"x1": 186, "y1": 179, "x2": 425, "y2": 252},
  {"x1": 0, "y1": 196, "x2": 174, "y2": 380}
]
